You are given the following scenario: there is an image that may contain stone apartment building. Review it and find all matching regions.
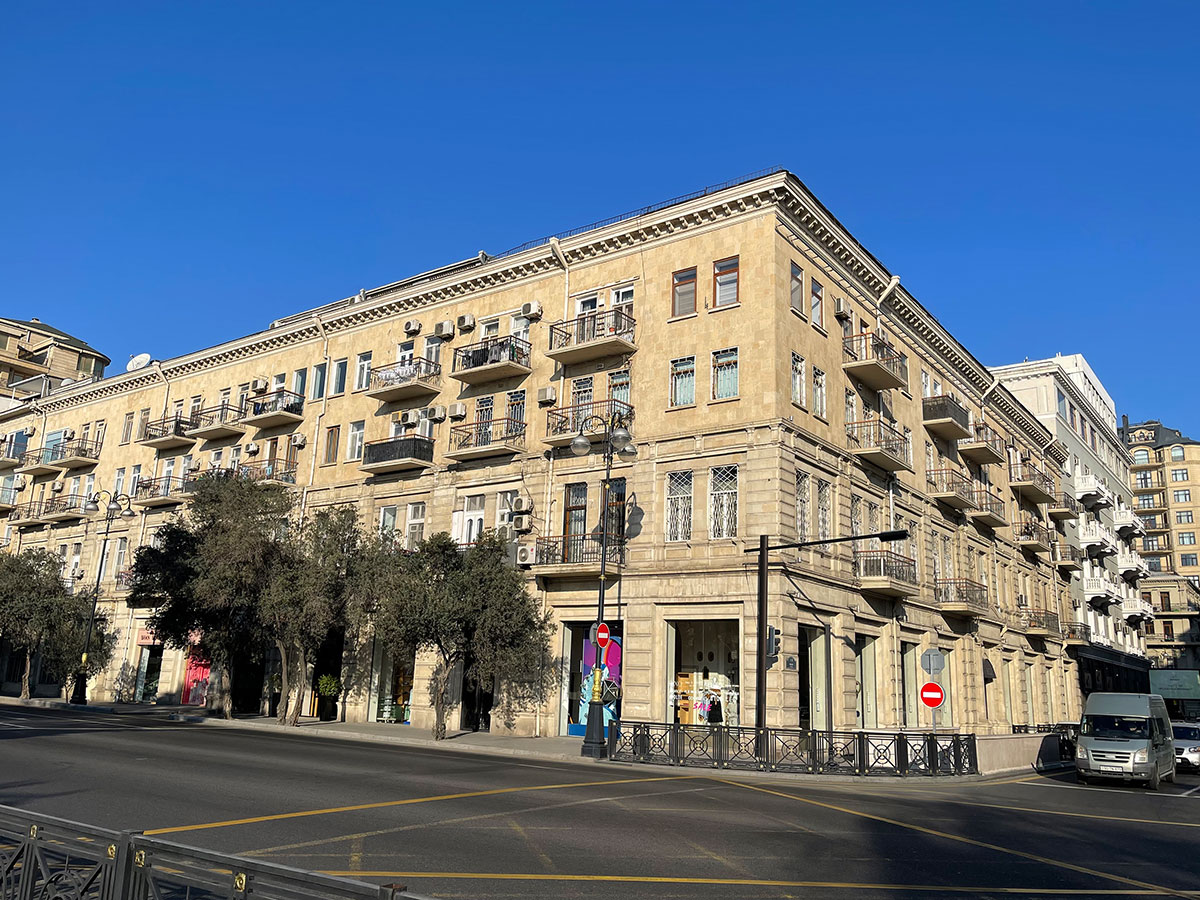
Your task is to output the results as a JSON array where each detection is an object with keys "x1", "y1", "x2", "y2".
[
  {"x1": 0, "y1": 317, "x2": 110, "y2": 405},
  {"x1": 1139, "y1": 573, "x2": 1200, "y2": 671},
  {"x1": 991, "y1": 355, "x2": 1150, "y2": 697},
  {"x1": 1, "y1": 168, "x2": 1084, "y2": 734}
]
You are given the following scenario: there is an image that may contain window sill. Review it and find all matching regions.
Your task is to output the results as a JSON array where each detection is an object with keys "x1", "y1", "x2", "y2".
[
  {"x1": 812, "y1": 324, "x2": 828, "y2": 337},
  {"x1": 790, "y1": 307, "x2": 807, "y2": 322},
  {"x1": 665, "y1": 404, "x2": 696, "y2": 413},
  {"x1": 791, "y1": 400, "x2": 807, "y2": 413},
  {"x1": 708, "y1": 303, "x2": 741, "y2": 314},
  {"x1": 319, "y1": 461, "x2": 339, "y2": 468},
  {"x1": 708, "y1": 396, "x2": 740, "y2": 406},
  {"x1": 668, "y1": 312, "x2": 699, "y2": 324},
  {"x1": 813, "y1": 415, "x2": 829, "y2": 425}
]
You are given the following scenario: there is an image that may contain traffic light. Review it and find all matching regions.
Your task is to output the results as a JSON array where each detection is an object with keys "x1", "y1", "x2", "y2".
[{"x1": 766, "y1": 625, "x2": 781, "y2": 661}]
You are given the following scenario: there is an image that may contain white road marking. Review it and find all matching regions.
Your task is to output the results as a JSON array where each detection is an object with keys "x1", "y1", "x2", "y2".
[
  {"x1": 1016, "y1": 780, "x2": 1198, "y2": 798},
  {"x1": 0, "y1": 721, "x2": 32, "y2": 729},
  {"x1": 1181, "y1": 784, "x2": 1200, "y2": 797}
]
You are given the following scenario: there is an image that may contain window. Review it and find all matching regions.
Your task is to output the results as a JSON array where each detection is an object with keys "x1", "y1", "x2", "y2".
[
  {"x1": 136, "y1": 408, "x2": 150, "y2": 441},
  {"x1": 1057, "y1": 389, "x2": 1069, "y2": 419},
  {"x1": 669, "y1": 356, "x2": 695, "y2": 407},
  {"x1": 1182, "y1": 554, "x2": 1199, "y2": 567},
  {"x1": 1136, "y1": 471, "x2": 1154, "y2": 488},
  {"x1": 510, "y1": 315, "x2": 530, "y2": 343},
  {"x1": 1172, "y1": 446, "x2": 1186, "y2": 461},
  {"x1": 94, "y1": 420, "x2": 106, "y2": 447},
  {"x1": 481, "y1": 319, "x2": 500, "y2": 339},
  {"x1": 1148, "y1": 557, "x2": 1163, "y2": 572},
  {"x1": 496, "y1": 490, "x2": 518, "y2": 528},
  {"x1": 672, "y1": 267, "x2": 697, "y2": 317},
  {"x1": 810, "y1": 278, "x2": 824, "y2": 328},
  {"x1": 817, "y1": 479, "x2": 831, "y2": 540},
  {"x1": 1068, "y1": 405, "x2": 1076, "y2": 429},
  {"x1": 796, "y1": 470, "x2": 810, "y2": 539},
  {"x1": 347, "y1": 421, "x2": 365, "y2": 460},
  {"x1": 379, "y1": 506, "x2": 398, "y2": 535},
  {"x1": 1189, "y1": 575, "x2": 1200, "y2": 590},
  {"x1": 790, "y1": 263, "x2": 804, "y2": 315},
  {"x1": 1164, "y1": 622, "x2": 1176, "y2": 640},
  {"x1": 424, "y1": 336, "x2": 443, "y2": 366},
  {"x1": 1181, "y1": 532, "x2": 1196, "y2": 546},
  {"x1": 323, "y1": 425, "x2": 340, "y2": 464},
  {"x1": 506, "y1": 389, "x2": 526, "y2": 427},
  {"x1": 608, "y1": 369, "x2": 630, "y2": 405},
  {"x1": 121, "y1": 412, "x2": 136, "y2": 445},
  {"x1": 311, "y1": 362, "x2": 327, "y2": 399},
  {"x1": 1175, "y1": 490, "x2": 1191, "y2": 503},
  {"x1": 711, "y1": 348, "x2": 738, "y2": 400},
  {"x1": 812, "y1": 368, "x2": 826, "y2": 418},
  {"x1": 921, "y1": 370, "x2": 931, "y2": 399},
  {"x1": 237, "y1": 383, "x2": 250, "y2": 409},
  {"x1": 354, "y1": 352, "x2": 372, "y2": 391},
  {"x1": 1137, "y1": 494, "x2": 1156, "y2": 509},
  {"x1": 1173, "y1": 469, "x2": 1189, "y2": 482},
  {"x1": 1178, "y1": 511, "x2": 1194, "y2": 524},
  {"x1": 293, "y1": 368, "x2": 307, "y2": 397},
  {"x1": 666, "y1": 471, "x2": 693, "y2": 541},
  {"x1": 844, "y1": 389, "x2": 856, "y2": 427},
  {"x1": 331, "y1": 358, "x2": 348, "y2": 395},
  {"x1": 129, "y1": 465, "x2": 141, "y2": 493},
  {"x1": 790, "y1": 353, "x2": 805, "y2": 406},
  {"x1": 709, "y1": 465, "x2": 738, "y2": 539},
  {"x1": 113, "y1": 468, "x2": 125, "y2": 496},
  {"x1": 1159, "y1": 591, "x2": 1171, "y2": 612},
  {"x1": 271, "y1": 373, "x2": 286, "y2": 393},
  {"x1": 406, "y1": 502, "x2": 426, "y2": 549},
  {"x1": 713, "y1": 257, "x2": 739, "y2": 307}
]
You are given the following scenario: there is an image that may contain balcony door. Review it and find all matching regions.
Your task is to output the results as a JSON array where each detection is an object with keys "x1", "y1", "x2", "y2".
[
  {"x1": 563, "y1": 483, "x2": 588, "y2": 562},
  {"x1": 575, "y1": 294, "x2": 599, "y2": 343},
  {"x1": 475, "y1": 396, "x2": 493, "y2": 445},
  {"x1": 611, "y1": 286, "x2": 634, "y2": 332},
  {"x1": 570, "y1": 377, "x2": 594, "y2": 430},
  {"x1": 608, "y1": 370, "x2": 630, "y2": 406}
]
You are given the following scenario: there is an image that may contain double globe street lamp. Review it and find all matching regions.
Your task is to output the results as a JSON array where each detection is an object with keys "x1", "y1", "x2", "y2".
[
  {"x1": 69, "y1": 490, "x2": 137, "y2": 706},
  {"x1": 569, "y1": 411, "x2": 636, "y2": 760}
]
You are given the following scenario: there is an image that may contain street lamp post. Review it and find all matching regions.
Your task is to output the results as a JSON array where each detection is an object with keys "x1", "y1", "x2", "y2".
[
  {"x1": 744, "y1": 529, "x2": 909, "y2": 738},
  {"x1": 68, "y1": 490, "x2": 137, "y2": 706},
  {"x1": 569, "y1": 410, "x2": 637, "y2": 760}
]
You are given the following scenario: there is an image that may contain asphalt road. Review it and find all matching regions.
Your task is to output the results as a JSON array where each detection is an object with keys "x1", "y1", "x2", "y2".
[{"x1": 3, "y1": 705, "x2": 1199, "y2": 899}]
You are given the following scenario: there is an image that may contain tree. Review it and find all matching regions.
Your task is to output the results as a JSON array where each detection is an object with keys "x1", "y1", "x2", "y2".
[
  {"x1": 0, "y1": 548, "x2": 109, "y2": 699},
  {"x1": 40, "y1": 585, "x2": 117, "y2": 701},
  {"x1": 373, "y1": 530, "x2": 554, "y2": 739}
]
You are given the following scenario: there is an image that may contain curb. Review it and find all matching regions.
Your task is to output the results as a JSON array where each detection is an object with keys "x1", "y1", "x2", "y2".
[{"x1": 0, "y1": 697, "x2": 119, "y2": 714}]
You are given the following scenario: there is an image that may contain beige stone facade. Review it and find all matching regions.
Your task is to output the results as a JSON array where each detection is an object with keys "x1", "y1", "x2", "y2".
[{"x1": 1, "y1": 169, "x2": 1085, "y2": 733}]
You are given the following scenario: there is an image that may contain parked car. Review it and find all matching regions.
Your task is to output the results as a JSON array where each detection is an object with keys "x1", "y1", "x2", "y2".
[
  {"x1": 1076, "y1": 693, "x2": 1175, "y2": 789},
  {"x1": 1173, "y1": 723, "x2": 1200, "y2": 771}
]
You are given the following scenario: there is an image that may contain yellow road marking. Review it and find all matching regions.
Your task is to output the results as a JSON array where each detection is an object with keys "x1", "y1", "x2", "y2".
[
  {"x1": 145, "y1": 774, "x2": 700, "y2": 835},
  {"x1": 315, "y1": 871, "x2": 1164, "y2": 893},
  {"x1": 507, "y1": 819, "x2": 556, "y2": 873},
  {"x1": 711, "y1": 778, "x2": 1191, "y2": 899},
  {"x1": 347, "y1": 836, "x2": 363, "y2": 872}
]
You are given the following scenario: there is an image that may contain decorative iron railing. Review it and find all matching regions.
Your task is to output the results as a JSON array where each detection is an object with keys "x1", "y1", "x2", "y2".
[
  {"x1": 1015, "y1": 520, "x2": 1051, "y2": 546},
  {"x1": 362, "y1": 435, "x2": 435, "y2": 466},
  {"x1": 960, "y1": 422, "x2": 1006, "y2": 455},
  {"x1": 368, "y1": 357, "x2": 442, "y2": 392},
  {"x1": 139, "y1": 414, "x2": 197, "y2": 442},
  {"x1": 534, "y1": 533, "x2": 626, "y2": 566},
  {"x1": 448, "y1": 418, "x2": 526, "y2": 451},
  {"x1": 545, "y1": 399, "x2": 634, "y2": 440},
  {"x1": 249, "y1": 389, "x2": 304, "y2": 418},
  {"x1": 1063, "y1": 622, "x2": 1092, "y2": 642},
  {"x1": 607, "y1": 721, "x2": 977, "y2": 776},
  {"x1": 20, "y1": 445, "x2": 67, "y2": 467},
  {"x1": 238, "y1": 460, "x2": 298, "y2": 484},
  {"x1": 970, "y1": 490, "x2": 1007, "y2": 519},
  {"x1": 935, "y1": 579, "x2": 990, "y2": 613},
  {"x1": 1025, "y1": 610, "x2": 1061, "y2": 634},
  {"x1": 853, "y1": 549, "x2": 918, "y2": 584},
  {"x1": 926, "y1": 468, "x2": 974, "y2": 504},
  {"x1": 841, "y1": 334, "x2": 906, "y2": 382},
  {"x1": 922, "y1": 395, "x2": 970, "y2": 431},
  {"x1": 1009, "y1": 462, "x2": 1054, "y2": 495},
  {"x1": 132, "y1": 475, "x2": 189, "y2": 502},
  {"x1": 1049, "y1": 492, "x2": 1080, "y2": 515},
  {"x1": 549, "y1": 309, "x2": 635, "y2": 350},
  {"x1": 452, "y1": 335, "x2": 531, "y2": 372},
  {"x1": 189, "y1": 402, "x2": 245, "y2": 429},
  {"x1": 845, "y1": 419, "x2": 911, "y2": 466}
]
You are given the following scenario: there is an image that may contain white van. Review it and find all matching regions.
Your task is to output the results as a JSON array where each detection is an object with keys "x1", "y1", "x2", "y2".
[{"x1": 1076, "y1": 693, "x2": 1175, "y2": 789}]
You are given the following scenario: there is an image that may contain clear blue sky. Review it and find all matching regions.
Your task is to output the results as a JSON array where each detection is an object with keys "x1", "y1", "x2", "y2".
[{"x1": 3, "y1": 2, "x2": 1196, "y2": 432}]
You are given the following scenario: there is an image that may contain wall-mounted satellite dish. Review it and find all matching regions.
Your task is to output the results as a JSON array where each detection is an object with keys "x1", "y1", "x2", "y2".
[{"x1": 127, "y1": 352, "x2": 152, "y2": 372}]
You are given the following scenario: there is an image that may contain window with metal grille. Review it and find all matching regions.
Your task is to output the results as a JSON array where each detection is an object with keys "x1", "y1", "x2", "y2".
[
  {"x1": 710, "y1": 465, "x2": 738, "y2": 539},
  {"x1": 711, "y1": 348, "x2": 738, "y2": 400},
  {"x1": 816, "y1": 479, "x2": 831, "y2": 540},
  {"x1": 796, "y1": 470, "x2": 810, "y2": 539},
  {"x1": 669, "y1": 356, "x2": 695, "y2": 407},
  {"x1": 666, "y1": 471, "x2": 693, "y2": 542},
  {"x1": 812, "y1": 368, "x2": 826, "y2": 418},
  {"x1": 790, "y1": 353, "x2": 805, "y2": 406}
]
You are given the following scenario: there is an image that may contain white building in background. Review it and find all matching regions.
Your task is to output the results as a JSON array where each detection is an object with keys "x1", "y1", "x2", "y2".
[{"x1": 991, "y1": 354, "x2": 1151, "y2": 696}]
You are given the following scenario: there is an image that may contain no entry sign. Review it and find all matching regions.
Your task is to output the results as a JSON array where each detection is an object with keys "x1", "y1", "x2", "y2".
[
  {"x1": 595, "y1": 623, "x2": 611, "y2": 649},
  {"x1": 920, "y1": 682, "x2": 945, "y2": 710}
]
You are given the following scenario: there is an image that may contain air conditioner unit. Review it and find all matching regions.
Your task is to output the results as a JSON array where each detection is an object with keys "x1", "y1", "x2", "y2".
[
  {"x1": 515, "y1": 544, "x2": 535, "y2": 567},
  {"x1": 834, "y1": 298, "x2": 852, "y2": 320},
  {"x1": 14, "y1": 476, "x2": 27, "y2": 491},
  {"x1": 456, "y1": 313, "x2": 476, "y2": 332},
  {"x1": 521, "y1": 301, "x2": 542, "y2": 320},
  {"x1": 537, "y1": 386, "x2": 557, "y2": 405},
  {"x1": 399, "y1": 410, "x2": 420, "y2": 427},
  {"x1": 512, "y1": 514, "x2": 532, "y2": 533},
  {"x1": 246, "y1": 441, "x2": 260, "y2": 455},
  {"x1": 50, "y1": 481, "x2": 64, "y2": 493},
  {"x1": 23, "y1": 425, "x2": 36, "y2": 437},
  {"x1": 448, "y1": 402, "x2": 468, "y2": 420},
  {"x1": 434, "y1": 320, "x2": 455, "y2": 339},
  {"x1": 290, "y1": 433, "x2": 307, "y2": 448},
  {"x1": 251, "y1": 378, "x2": 269, "y2": 393},
  {"x1": 426, "y1": 406, "x2": 447, "y2": 423},
  {"x1": 404, "y1": 319, "x2": 422, "y2": 335},
  {"x1": 62, "y1": 428, "x2": 76, "y2": 441},
  {"x1": 512, "y1": 496, "x2": 532, "y2": 513}
]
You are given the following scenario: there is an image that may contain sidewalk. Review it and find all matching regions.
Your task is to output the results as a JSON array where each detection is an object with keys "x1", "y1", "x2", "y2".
[{"x1": 0, "y1": 695, "x2": 196, "y2": 717}]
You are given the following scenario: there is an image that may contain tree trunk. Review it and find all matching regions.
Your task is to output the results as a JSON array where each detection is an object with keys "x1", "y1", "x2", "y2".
[
  {"x1": 20, "y1": 648, "x2": 32, "y2": 700},
  {"x1": 275, "y1": 639, "x2": 291, "y2": 724},
  {"x1": 219, "y1": 663, "x2": 233, "y2": 719},
  {"x1": 286, "y1": 646, "x2": 306, "y2": 727},
  {"x1": 432, "y1": 665, "x2": 451, "y2": 740}
]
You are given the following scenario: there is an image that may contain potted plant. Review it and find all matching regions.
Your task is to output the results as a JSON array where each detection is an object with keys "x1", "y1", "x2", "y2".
[{"x1": 316, "y1": 675, "x2": 341, "y2": 722}]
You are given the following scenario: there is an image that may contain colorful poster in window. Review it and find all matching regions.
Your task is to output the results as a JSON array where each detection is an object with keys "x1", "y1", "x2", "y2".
[{"x1": 579, "y1": 633, "x2": 622, "y2": 729}]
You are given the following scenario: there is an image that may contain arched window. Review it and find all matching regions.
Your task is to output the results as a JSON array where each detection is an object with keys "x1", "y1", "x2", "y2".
[
  {"x1": 1133, "y1": 449, "x2": 1150, "y2": 465},
  {"x1": 1172, "y1": 446, "x2": 1186, "y2": 461}
]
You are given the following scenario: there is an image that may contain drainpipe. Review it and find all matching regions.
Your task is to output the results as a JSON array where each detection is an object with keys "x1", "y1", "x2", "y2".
[
  {"x1": 544, "y1": 237, "x2": 570, "y2": 739},
  {"x1": 153, "y1": 362, "x2": 170, "y2": 417},
  {"x1": 301, "y1": 315, "x2": 331, "y2": 518}
]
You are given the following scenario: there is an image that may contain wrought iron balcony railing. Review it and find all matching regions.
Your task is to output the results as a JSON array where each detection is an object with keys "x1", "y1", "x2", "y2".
[
  {"x1": 545, "y1": 399, "x2": 634, "y2": 441},
  {"x1": 362, "y1": 435, "x2": 435, "y2": 467},
  {"x1": 248, "y1": 389, "x2": 304, "y2": 418},
  {"x1": 1025, "y1": 610, "x2": 1060, "y2": 635},
  {"x1": 935, "y1": 579, "x2": 991, "y2": 614},
  {"x1": 1009, "y1": 462, "x2": 1055, "y2": 498},
  {"x1": 548, "y1": 309, "x2": 636, "y2": 351},
  {"x1": 845, "y1": 419, "x2": 911, "y2": 468},
  {"x1": 841, "y1": 333, "x2": 907, "y2": 389},
  {"x1": 132, "y1": 475, "x2": 190, "y2": 503},
  {"x1": 238, "y1": 459, "x2": 298, "y2": 484},
  {"x1": 140, "y1": 414, "x2": 198, "y2": 443},
  {"x1": 1064, "y1": 622, "x2": 1092, "y2": 642},
  {"x1": 448, "y1": 418, "x2": 527, "y2": 453},
  {"x1": 534, "y1": 533, "x2": 626, "y2": 567},
  {"x1": 926, "y1": 468, "x2": 976, "y2": 506},
  {"x1": 853, "y1": 549, "x2": 918, "y2": 585},
  {"x1": 452, "y1": 335, "x2": 532, "y2": 373},
  {"x1": 367, "y1": 358, "x2": 442, "y2": 395},
  {"x1": 188, "y1": 402, "x2": 246, "y2": 431},
  {"x1": 921, "y1": 395, "x2": 971, "y2": 438}
]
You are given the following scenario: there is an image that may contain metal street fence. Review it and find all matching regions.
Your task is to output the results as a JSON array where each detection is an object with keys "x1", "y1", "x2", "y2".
[
  {"x1": 607, "y1": 720, "x2": 977, "y2": 776},
  {"x1": 0, "y1": 805, "x2": 433, "y2": 900}
]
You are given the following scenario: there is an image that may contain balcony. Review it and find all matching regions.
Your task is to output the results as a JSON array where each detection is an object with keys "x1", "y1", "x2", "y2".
[
  {"x1": 845, "y1": 420, "x2": 912, "y2": 472},
  {"x1": 544, "y1": 399, "x2": 634, "y2": 448},
  {"x1": 922, "y1": 395, "x2": 972, "y2": 441},
  {"x1": 115, "y1": 569, "x2": 135, "y2": 592},
  {"x1": 360, "y1": 435, "x2": 435, "y2": 475},
  {"x1": 242, "y1": 390, "x2": 304, "y2": 429},
  {"x1": 936, "y1": 579, "x2": 991, "y2": 618},
  {"x1": 2, "y1": 344, "x2": 50, "y2": 376},
  {"x1": 1075, "y1": 473, "x2": 1115, "y2": 510},
  {"x1": 131, "y1": 475, "x2": 190, "y2": 508},
  {"x1": 1079, "y1": 520, "x2": 1118, "y2": 557},
  {"x1": 1009, "y1": 462, "x2": 1055, "y2": 505},
  {"x1": 139, "y1": 414, "x2": 198, "y2": 451},
  {"x1": 957, "y1": 422, "x2": 1006, "y2": 466},
  {"x1": 1084, "y1": 575, "x2": 1121, "y2": 610},
  {"x1": 186, "y1": 403, "x2": 247, "y2": 440},
  {"x1": 546, "y1": 310, "x2": 637, "y2": 366},
  {"x1": 1064, "y1": 622, "x2": 1092, "y2": 646},
  {"x1": 532, "y1": 534, "x2": 625, "y2": 577},
  {"x1": 445, "y1": 418, "x2": 527, "y2": 461},
  {"x1": 57, "y1": 439, "x2": 102, "y2": 470},
  {"x1": 1015, "y1": 520, "x2": 1052, "y2": 554},
  {"x1": 366, "y1": 358, "x2": 443, "y2": 402},
  {"x1": 841, "y1": 334, "x2": 907, "y2": 391},
  {"x1": 1047, "y1": 492, "x2": 1080, "y2": 521},
  {"x1": 1052, "y1": 542, "x2": 1083, "y2": 571},
  {"x1": 1025, "y1": 610, "x2": 1060, "y2": 638},
  {"x1": 1113, "y1": 508, "x2": 1146, "y2": 538},
  {"x1": 0, "y1": 437, "x2": 24, "y2": 470},
  {"x1": 7, "y1": 501, "x2": 46, "y2": 527},
  {"x1": 926, "y1": 468, "x2": 977, "y2": 510},
  {"x1": 1116, "y1": 547, "x2": 1149, "y2": 580},
  {"x1": 451, "y1": 336, "x2": 532, "y2": 385},
  {"x1": 1141, "y1": 515, "x2": 1169, "y2": 533},
  {"x1": 238, "y1": 459, "x2": 298, "y2": 486},
  {"x1": 1131, "y1": 454, "x2": 1161, "y2": 471},
  {"x1": 42, "y1": 493, "x2": 90, "y2": 522},
  {"x1": 853, "y1": 549, "x2": 918, "y2": 597},
  {"x1": 16, "y1": 446, "x2": 67, "y2": 476},
  {"x1": 967, "y1": 491, "x2": 1009, "y2": 528},
  {"x1": 0, "y1": 487, "x2": 16, "y2": 514},
  {"x1": 1122, "y1": 597, "x2": 1155, "y2": 624},
  {"x1": 1140, "y1": 535, "x2": 1171, "y2": 554}
]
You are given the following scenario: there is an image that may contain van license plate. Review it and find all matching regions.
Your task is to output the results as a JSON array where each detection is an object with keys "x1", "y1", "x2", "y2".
[{"x1": 1100, "y1": 765, "x2": 1122, "y2": 774}]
